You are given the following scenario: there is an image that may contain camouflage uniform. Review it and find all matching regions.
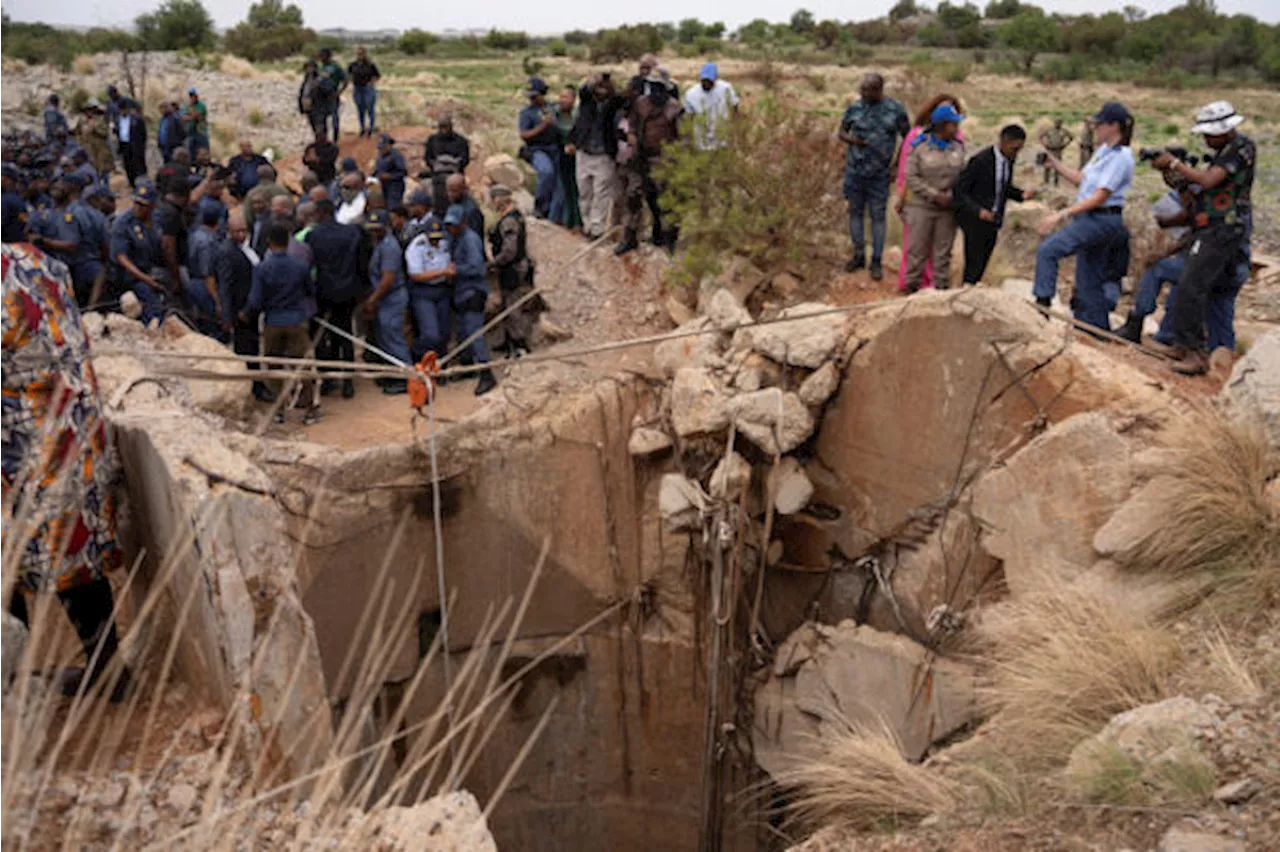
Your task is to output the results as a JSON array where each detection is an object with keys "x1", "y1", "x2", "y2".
[
  {"x1": 839, "y1": 96, "x2": 910, "y2": 264},
  {"x1": 1039, "y1": 125, "x2": 1074, "y2": 185},
  {"x1": 1079, "y1": 120, "x2": 1095, "y2": 168},
  {"x1": 488, "y1": 208, "x2": 541, "y2": 351},
  {"x1": 75, "y1": 113, "x2": 114, "y2": 177}
]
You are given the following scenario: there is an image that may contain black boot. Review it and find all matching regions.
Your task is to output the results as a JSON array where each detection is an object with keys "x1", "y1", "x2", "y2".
[
  {"x1": 869, "y1": 259, "x2": 884, "y2": 281},
  {"x1": 614, "y1": 228, "x2": 638, "y2": 256},
  {"x1": 57, "y1": 579, "x2": 130, "y2": 703},
  {"x1": 342, "y1": 378, "x2": 355, "y2": 399},
  {"x1": 845, "y1": 248, "x2": 866, "y2": 273},
  {"x1": 320, "y1": 379, "x2": 338, "y2": 397},
  {"x1": 252, "y1": 381, "x2": 276, "y2": 403},
  {"x1": 1035, "y1": 296, "x2": 1052, "y2": 309},
  {"x1": 1116, "y1": 312, "x2": 1144, "y2": 343},
  {"x1": 474, "y1": 369, "x2": 498, "y2": 396},
  {"x1": 650, "y1": 221, "x2": 664, "y2": 246}
]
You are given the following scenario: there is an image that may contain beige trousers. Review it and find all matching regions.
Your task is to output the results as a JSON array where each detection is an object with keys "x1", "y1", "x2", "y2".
[
  {"x1": 903, "y1": 204, "x2": 958, "y2": 292},
  {"x1": 575, "y1": 152, "x2": 616, "y2": 238}
]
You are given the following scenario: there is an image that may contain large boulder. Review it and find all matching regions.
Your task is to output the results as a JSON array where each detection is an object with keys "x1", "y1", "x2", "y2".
[
  {"x1": 753, "y1": 621, "x2": 979, "y2": 777},
  {"x1": 972, "y1": 412, "x2": 1136, "y2": 595},
  {"x1": 1222, "y1": 329, "x2": 1280, "y2": 448},
  {"x1": 654, "y1": 318, "x2": 723, "y2": 377},
  {"x1": 356, "y1": 791, "x2": 497, "y2": 851},
  {"x1": 483, "y1": 153, "x2": 525, "y2": 190}
]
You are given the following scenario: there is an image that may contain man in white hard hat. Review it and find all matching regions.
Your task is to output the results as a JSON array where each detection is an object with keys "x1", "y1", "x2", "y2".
[{"x1": 1150, "y1": 100, "x2": 1254, "y2": 376}]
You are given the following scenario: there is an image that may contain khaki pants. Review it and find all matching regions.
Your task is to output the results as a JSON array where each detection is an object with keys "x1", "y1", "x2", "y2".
[
  {"x1": 576, "y1": 152, "x2": 616, "y2": 238},
  {"x1": 263, "y1": 322, "x2": 317, "y2": 408},
  {"x1": 903, "y1": 204, "x2": 958, "y2": 293}
]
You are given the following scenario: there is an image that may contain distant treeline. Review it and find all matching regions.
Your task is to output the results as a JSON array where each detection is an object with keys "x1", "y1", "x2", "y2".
[{"x1": 4, "y1": 0, "x2": 1277, "y2": 85}]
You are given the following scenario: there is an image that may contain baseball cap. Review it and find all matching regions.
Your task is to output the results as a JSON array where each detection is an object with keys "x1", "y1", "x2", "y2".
[
  {"x1": 188, "y1": 87, "x2": 198, "y2": 96},
  {"x1": 377, "y1": 133, "x2": 395, "y2": 146},
  {"x1": 427, "y1": 223, "x2": 446, "y2": 239},
  {"x1": 700, "y1": 62, "x2": 718, "y2": 82},
  {"x1": 364, "y1": 209, "x2": 389, "y2": 229},
  {"x1": 1093, "y1": 101, "x2": 1132, "y2": 126},
  {"x1": 132, "y1": 183, "x2": 158, "y2": 205},
  {"x1": 930, "y1": 103, "x2": 965, "y2": 124},
  {"x1": 341, "y1": 157, "x2": 358, "y2": 172},
  {"x1": 407, "y1": 188, "x2": 431, "y2": 207},
  {"x1": 443, "y1": 204, "x2": 465, "y2": 226},
  {"x1": 527, "y1": 77, "x2": 548, "y2": 96}
]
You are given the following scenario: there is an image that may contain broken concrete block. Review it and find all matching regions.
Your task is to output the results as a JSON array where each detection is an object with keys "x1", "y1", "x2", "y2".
[
  {"x1": 660, "y1": 473, "x2": 707, "y2": 532},
  {"x1": 655, "y1": 318, "x2": 722, "y2": 377},
  {"x1": 360, "y1": 791, "x2": 498, "y2": 851},
  {"x1": 710, "y1": 451, "x2": 751, "y2": 501},
  {"x1": 798, "y1": 362, "x2": 840, "y2": 408},
  {"x1": 727, "y1": 388, "x2": 814, "y2": 455},
  {"x1": 771, "y1": 458, "x2": 814, "y2": 515},
  {"x1": 740, "y1": 302, "x2": 848, "y2": 368},
  {"x1": 670, "y1": 367, "x2": 731, "y2": 437},
  {"x1": 628, "y1": 426, "x2": 673, "y2": 457},
  {"x1": 706, "y1": 287, "x2": 752, "y2": 332},
  {"x1": 753, "y1": 621, "x2": 979, "y2": 778}
]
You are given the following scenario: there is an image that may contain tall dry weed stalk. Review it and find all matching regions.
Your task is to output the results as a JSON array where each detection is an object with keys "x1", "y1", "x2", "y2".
[
  {"x1": 779, "y1": 717, "x2": 962, "y2": 832},
  {"x1": 973, "y1": 573, "x2": 1178, "y2": 769},
  {"x1": 1111, "y1": 408, "x2": 1280, "y2": 609}
]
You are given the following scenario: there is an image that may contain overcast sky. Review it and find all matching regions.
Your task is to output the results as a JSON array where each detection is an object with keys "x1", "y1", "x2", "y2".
[{"x1": 3, "y1": 0, "x2": 1276, "y2": 32}]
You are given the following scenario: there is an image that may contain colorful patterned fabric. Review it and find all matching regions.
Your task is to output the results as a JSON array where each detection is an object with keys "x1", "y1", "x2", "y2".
[{"x1": 2, "y1": 243, "x2": 122, "y2": 593}]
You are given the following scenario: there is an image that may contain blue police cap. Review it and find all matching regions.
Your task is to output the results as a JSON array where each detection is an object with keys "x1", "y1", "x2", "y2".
[
  {"x1": 1094, "y1": 101, "x2": 1132, "y2": 126},
  {"x1": 526, "y1": 77, "x2": 548, "y2": 96},
  {"x1": 364, "y1": 209, "x2": 389, "y2": 229},
  {"x1": 407, "y1": 188, "x2": 431, "y2": 207},
  {"x1": 132, "y1": 183, "x2": 158, "y2": 205},
  {"x1": 443, "y1": 204, "x2": 465, "y2": 226}
]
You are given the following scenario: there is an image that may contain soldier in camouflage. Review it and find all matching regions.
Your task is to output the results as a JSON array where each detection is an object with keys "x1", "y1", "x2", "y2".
[
  {"x1": 1039, "y1": 119, "x2": 1074, "y2": 186},
  {"x1": 839, "y1": 73, "x2": 910, "y2": 280},
  {"x1": 488, "y1": 185, "x2": 542, "y2": 358}
]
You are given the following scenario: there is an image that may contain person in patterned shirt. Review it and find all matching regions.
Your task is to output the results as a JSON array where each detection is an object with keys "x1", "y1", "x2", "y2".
[
  {"x1": 839, "y1": 73, "x2": 910, "y2": 280},
  {"x1": 1152, "y1": 100, "x2": 1255, "y2": 376},
  {"x1": 2, "y1": 243, "x2": 129, "y2": 701}
]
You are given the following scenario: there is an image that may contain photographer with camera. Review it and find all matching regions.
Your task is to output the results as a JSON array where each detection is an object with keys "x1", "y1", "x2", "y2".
[
  {"x1": 1149, "y1": 101, "x2": 1254, "y2": 375},
  {"x1": 1032, "y1": 102, "x2": 1135, "y2": 331}
]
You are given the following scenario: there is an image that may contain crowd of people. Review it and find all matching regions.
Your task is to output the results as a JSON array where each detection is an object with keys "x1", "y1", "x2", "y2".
[{"x1": 839, "y1": 73, "x2": 1254, "y2": 376}]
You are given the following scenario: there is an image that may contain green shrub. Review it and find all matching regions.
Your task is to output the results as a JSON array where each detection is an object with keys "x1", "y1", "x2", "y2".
[
  {"x1": 589, "y1": 24, "x2": 664, "y2": 63},
  {"x1": 548, "y1": 39, "x2": 567, "y2": 57},
  {"x1": 398, "y1": 29, "x2": 439, "y2": 56},
  {"x1": 657, "y1": 96, "x2": 845, "y2": 286}
]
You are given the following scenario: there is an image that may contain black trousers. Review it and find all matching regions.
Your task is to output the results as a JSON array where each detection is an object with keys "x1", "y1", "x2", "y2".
[
  {"x1": 9, "y1": 577, "x2": 120, "y2": 672},
  {"x1": 959, "y1": 214, "x2": 1000, "y2": 285},
  {"x1": 123, "y1": 150, "x2": 146, "y2": 187},
  {"x1": 1169, "y1": 225, "x2": 1244, "y2": 351},
  {"x1": 315, "y1": 299, "x2": 356, "y2": 363}
]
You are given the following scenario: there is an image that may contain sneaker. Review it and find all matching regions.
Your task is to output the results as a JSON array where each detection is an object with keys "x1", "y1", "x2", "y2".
[
  {"x1": 302, "y1": 407, "x2": 322, "y2": 426},
  {"x1": 845, "y1": 251, "x2": 866, "y2": 273},
  {"x1": 614, "y1": 229, "x2": 638, "y2": 256},
  {"x1": 869, "y1": 260, "x2": 883, "y2": 281},
  {"x1": 474, "y1": 369, "x2": 498, "y2": 396}
]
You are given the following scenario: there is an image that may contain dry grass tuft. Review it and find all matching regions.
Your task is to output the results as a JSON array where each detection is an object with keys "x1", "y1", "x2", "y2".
[
  {"x1": 1113, "y1": 408, "x2": 1280, "y2": 608},
  {"x1": 781, "y1": 717, "x2": 962, "y2": 832},
  {"x1": 73, "y1": 55, "x2": 97, "y2": 75},
  {"x1": 974, "y1": 574, "x2": 1178, "y2": 769},
  {"x1": 219, "y1": 55, "x2": 257, "y2": 79}
]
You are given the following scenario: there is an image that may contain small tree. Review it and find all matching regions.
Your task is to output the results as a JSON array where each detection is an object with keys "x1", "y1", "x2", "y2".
[
  {"x1": 999, "y1": 8, "x2": 1061, "y2": 71},
  {"x1": 134, "y1": 0, "x2": 215, "y2": 51},
  {"x1": 397, "y1": 28, "x2": 438, "y2": 56},
  {"x1": 677, "y1": 18, "x2": 706, "y2": 44},
  {"x1": 224, "y1": 0, "x2": 313, "y2": 61},
  {"x1": 790, "y1": 9, "x2": 816, "y2": 35},
  {"x1": 889, "y1": 0, "x2": 922, "y2": 22},
  {"x1": 984, "y1": 0, "x2": 1021, "y2": 19}
]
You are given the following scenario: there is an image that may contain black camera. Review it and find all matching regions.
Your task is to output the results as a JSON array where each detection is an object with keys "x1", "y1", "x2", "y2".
[
  {"x1": 1035, "y1": 151, "x2": 1048, "y2": 166},
  {"x1": 1138, "y1": 146, "x2": 1200, "y2": 167}
]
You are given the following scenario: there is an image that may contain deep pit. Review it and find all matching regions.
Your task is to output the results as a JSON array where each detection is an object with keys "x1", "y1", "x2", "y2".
[{"x1": 87, "y1": 287, "x2": 1179, "y2": 849}]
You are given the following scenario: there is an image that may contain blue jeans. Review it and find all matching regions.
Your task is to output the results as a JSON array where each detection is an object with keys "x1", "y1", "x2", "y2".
[
  {"x1": 530, "y1": 149, "x2": 563, "y2": 220},
  {"x1": 453, "y1": 288, "x2": 491, "y2": 365},
  {"x1": 187, "y1": 133, "x2": 209, "y2": 157},
  {"x1": 410, "y1": 285, "x2": 452, "y2": 360},
  {"x1": 352, "y1": 86, "x2": 376, "y2": 133},
  {"x1": 182, "y1": 275, "x2": 228, "y2": 341},
  {"x1": 843, "y1": 171, "x2": 891, "y2": 261},
  {"x1": 376, "y1": 287, "x2": 411, "y2": 365},
  {"x1": 1033, "y1": 212, "x2": 1128, "y2": 330},
  {"x1": 1135, "y1": 253, "x2": 1187, "y2": 318},
  {"x1": 132, "y1": 280, "x2": 168, "y2": 325}
]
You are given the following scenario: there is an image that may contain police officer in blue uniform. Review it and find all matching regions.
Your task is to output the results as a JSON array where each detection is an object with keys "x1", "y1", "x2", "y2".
[
  {"x1": 68, "y1": 185, "x2": 110, "y2": 308},
  {"x1": 363, "y1": 210, "x2": 411, "y2": 394},
  {"x1": 110, "y1": 183, "x2": 165, "y2": 323},
  {"x1": 2, "y1": 164, "x2": 31, "y2": 243},
  {"x1": 374, "y1": 134, "x2": 407, "y2": 211},
  {"x1": 444, "y1": 203, "x2": 497, "y2": 396}
]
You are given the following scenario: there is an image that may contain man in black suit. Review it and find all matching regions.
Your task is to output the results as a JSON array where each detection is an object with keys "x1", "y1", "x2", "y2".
[
  {"x1": 118, "y1": 100, "x2": 148, "y2": 187},
  {"x1": 954, "y1": 125, "x2": 1039, "y2": 286}
]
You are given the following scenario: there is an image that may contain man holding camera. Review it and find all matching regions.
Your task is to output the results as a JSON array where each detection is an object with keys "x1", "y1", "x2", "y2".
[{"x1": 1150, "y1": 101, "x2": 1254, "y2": 376}]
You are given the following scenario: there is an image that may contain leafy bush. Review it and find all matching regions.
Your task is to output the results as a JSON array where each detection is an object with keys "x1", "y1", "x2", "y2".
[
  {"x1": 589, "y1": 24, "x2": 664, "y2": 63},
  {"x1": 135, "y1": 0, "x2": 216, "y2": 51},
  {"x1": 223, "y1": 0, "x2": 312, "y2": 61},
  {"x1": 657, "y1": 96, "x2": 845, "y2": 286},
  {"x1": 998, "y1": 7, "x2": 1062, "y2": 72},
  {"x1": 398, "y1": 29, "x2": 439, "y2": 56},
  {"x1": 483, "y1": 29, "x2": 529, "y2": 51},
  {"x1": 563, "y1": 29, "x2": 592, "y2": 45},
  {"x1": 548, "y1": 39, "x2": 567, "y2": 57}
]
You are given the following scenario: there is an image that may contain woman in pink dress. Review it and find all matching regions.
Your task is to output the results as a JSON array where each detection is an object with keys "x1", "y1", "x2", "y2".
[{"x1": 895, "y1": 93, "x2": 965, "y2": 292}]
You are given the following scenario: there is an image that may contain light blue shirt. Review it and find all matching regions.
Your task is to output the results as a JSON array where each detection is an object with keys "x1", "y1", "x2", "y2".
[
  {"x1": 1076, "y1": 143, "x2": 1134, "y2": 208},
  {"x1": 118, "y1": 116, "x2": 131, "y2": 144}
]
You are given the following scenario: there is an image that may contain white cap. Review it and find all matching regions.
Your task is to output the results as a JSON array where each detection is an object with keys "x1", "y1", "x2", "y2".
[{"x1": 1190, "y1": 101, "x2": 1244, "y2": 135}]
